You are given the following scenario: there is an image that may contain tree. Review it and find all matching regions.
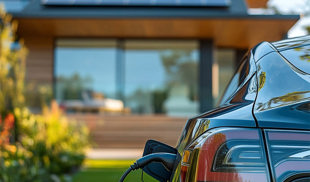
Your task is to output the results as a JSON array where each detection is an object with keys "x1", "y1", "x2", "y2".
[
  {"x1": 160, "y1": 50, "x2": 198, "y2": 101},
  {"x1": 268, "y1": 0, "x2": 310, "y2": 34},
  {"x1": 56, "y1": 73, "x2": 93, "y2": 101},
  {"x1": 0, "y1": 7, "x2": 27, "y2": 142},
  {"x1": 0, "y1": 6, "x2": 27, "y2": 114}
]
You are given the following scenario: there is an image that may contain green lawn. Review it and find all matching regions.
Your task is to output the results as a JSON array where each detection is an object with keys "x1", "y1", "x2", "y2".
[{"x1": 73, "y1": 159, "x2": 158, "y2": 182}]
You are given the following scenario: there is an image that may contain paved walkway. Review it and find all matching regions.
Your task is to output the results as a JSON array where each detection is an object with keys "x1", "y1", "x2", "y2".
[{"x1": 87, "y1": 149, "x2": 143, "y2": 159}]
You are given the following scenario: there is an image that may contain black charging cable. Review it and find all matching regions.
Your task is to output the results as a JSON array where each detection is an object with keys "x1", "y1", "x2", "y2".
[{"x1": 119, "y1": 153, "x2": 176, "y2": 182}]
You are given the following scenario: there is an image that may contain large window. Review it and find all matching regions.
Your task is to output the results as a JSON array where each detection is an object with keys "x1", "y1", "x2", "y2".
[
  {"x1": 55, "y1": 40, "x2": 117, "y2": 102},
  {"x1": 124, "y1": 40, "x2": 199, "y2": 116},
  {"x1": 55, "y1": 39, "x2": 199, "y2": 117}
]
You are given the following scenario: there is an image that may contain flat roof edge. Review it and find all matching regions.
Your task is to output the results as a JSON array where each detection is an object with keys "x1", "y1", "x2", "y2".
[{"x1": 11, "y1": 13, "x2": 300, "y2": 20}]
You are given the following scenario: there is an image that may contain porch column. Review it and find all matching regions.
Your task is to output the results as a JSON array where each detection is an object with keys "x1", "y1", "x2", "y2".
[{"x1": 199, "y1": 39, "x2": 214, "y2": 113}]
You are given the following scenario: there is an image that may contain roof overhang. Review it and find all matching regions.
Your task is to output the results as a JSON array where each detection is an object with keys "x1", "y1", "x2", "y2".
[{"x1": 15, "y1": 16, "x2": 299, "y2": 49}]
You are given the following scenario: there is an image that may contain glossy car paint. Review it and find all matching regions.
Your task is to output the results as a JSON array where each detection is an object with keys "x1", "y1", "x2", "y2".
[
  {"x1": 169, "y1": 36, "x2": 310, "y2": 182},
  {"x1": 265, "y1": 129, "x2": 310, "y2": 182},
  {"x1": 176, "y1": 51, "x2": 257, "y2": 152},
  {"x1": 254, "y1": 43, "x2": 310, "y2": 129}
]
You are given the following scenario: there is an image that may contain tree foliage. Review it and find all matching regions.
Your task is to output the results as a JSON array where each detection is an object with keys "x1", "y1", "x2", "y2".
[{"x1": 0, "y1": 6, "x2": 27, "y2": 113}]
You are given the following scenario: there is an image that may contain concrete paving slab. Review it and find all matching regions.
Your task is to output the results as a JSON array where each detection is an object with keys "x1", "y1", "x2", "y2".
[{"x1": 87, "y1": 149, "x2": 143, "y2": 159}]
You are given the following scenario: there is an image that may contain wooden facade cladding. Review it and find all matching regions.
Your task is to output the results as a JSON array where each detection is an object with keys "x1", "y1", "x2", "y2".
[
  {"x1": 24, "y1": 36, "x2": 54, "y2": 84},
  {"x1": 16, "y1": 18, "x2": 296, "y2": 49}
]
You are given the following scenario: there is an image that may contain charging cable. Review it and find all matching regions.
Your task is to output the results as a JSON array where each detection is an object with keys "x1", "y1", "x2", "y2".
[{"x1": 119, "y1": 153, "x2": 176, "y2": 182}]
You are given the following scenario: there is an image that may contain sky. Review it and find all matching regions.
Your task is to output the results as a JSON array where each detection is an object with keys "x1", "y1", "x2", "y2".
[{"x1": 268, "y1": 0, "x2": 310, "y2": 37}]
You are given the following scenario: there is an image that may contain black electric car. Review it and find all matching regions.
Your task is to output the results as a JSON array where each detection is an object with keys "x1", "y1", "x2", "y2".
[{"x1": 121, "y1": 35, "x2": 310, "y2": 182}]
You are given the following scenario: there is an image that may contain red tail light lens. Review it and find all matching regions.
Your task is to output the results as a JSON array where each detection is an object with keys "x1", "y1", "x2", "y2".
[
  {"x1": 180, "y1": 128, "x2": 270, "y2": 182},
  {"x1": 265, "y1": 129, "x2": 310, "y2": 182},
  {"x1": 213, "y1": 141, "x2": 266, "y2": 172}
]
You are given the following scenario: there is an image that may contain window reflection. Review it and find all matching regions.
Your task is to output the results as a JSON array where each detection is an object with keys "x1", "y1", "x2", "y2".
[
  {"x1": 55, "y1": 40, "x2": 117, "y2": 106},
  {"x1": 55, "y1": 39, "x2": 200, "y2": 116},
  {"x1": 124, "y1": 40, "x2": 199, "y2": 117},
  {"x1": 280, "y1": 45, "x2": 310, "y2": 74}
]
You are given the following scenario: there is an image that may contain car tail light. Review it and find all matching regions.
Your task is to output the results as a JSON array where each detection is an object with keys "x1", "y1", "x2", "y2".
[
  {"x1": 265, "y1": 129, "x2": 310, "y2": 182},
  {"x1": 180, "y1": 128, "x2": 270, "y2": 182},
  {"x1": 180, "y1": 150, "x2": 191, "y2": 181}
]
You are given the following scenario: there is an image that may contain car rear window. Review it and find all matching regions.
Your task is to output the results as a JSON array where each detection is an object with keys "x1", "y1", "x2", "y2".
[
  {"x1": 219, "y1": 55, "x2": 250, "y2": 105},
  {"x1": 280, "y1": 45, "x2": 310, "y2": 74}
]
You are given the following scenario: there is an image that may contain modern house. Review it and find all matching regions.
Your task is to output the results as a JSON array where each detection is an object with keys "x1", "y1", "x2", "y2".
[{"x1": 2, "y1": 0, "x2": 300, "y2": 148}]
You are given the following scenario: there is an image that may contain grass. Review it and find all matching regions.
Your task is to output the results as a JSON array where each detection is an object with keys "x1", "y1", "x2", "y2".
[{"x1": 73, "y1": 159, "x2": 158, "y2": 182}]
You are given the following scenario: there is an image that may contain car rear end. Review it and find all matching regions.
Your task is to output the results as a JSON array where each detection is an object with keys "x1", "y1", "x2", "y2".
[
  {"x1": 175, "y1": 128, "x2": 310, "y2": 182},
  {"x1": 120, "y1": 36, "x2": 310, "y2": 182},
  {"x1": 169, "y1": 36, "x2": 310, "y2": 182}
]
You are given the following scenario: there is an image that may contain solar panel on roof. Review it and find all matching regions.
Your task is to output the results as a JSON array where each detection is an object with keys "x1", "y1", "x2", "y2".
[{"x1": 42, "y1": 0, "x2": 231, "y2": 7}]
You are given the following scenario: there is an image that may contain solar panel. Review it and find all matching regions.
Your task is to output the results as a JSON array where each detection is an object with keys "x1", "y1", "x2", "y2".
[{"x1": 42, "y1": 0, "x2": 231, "y2": 7}]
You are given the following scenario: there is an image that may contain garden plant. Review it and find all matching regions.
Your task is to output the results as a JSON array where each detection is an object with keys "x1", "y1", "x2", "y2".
[{"x1": 0, "y1": 7, "x2": 89, "y2": 182}]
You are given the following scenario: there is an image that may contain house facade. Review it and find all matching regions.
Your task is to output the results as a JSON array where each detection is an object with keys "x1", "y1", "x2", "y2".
[{"x1": 3, "y1": 0, "x2": 299, "y2": 117}]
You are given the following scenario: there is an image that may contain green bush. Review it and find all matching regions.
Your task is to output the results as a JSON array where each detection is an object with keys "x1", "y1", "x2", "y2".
[{"x1": 0, "y1": 105, "x2": 89, "y2": 182}]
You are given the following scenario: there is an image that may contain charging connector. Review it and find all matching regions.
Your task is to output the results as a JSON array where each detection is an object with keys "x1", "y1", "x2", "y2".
[{"x1": 119, "y1": 153, "x2": 176, "y2": 182}]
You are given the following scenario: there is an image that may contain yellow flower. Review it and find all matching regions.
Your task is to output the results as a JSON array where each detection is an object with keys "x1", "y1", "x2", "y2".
[
  {"x1": 5, "y1": 144, "x2": 16, "y2": 153},
  {"x1": 4, "y1": 160, "x2": 10, "y2": 167}
]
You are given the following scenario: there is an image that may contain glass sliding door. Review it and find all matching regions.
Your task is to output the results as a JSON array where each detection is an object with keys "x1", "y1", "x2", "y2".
[
  {"x1": 124, "y1": 40, "x2": 199, "y2": 117},
  {"x1": 54, "y1": 39, "x2": 199, "y2": 116}
]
